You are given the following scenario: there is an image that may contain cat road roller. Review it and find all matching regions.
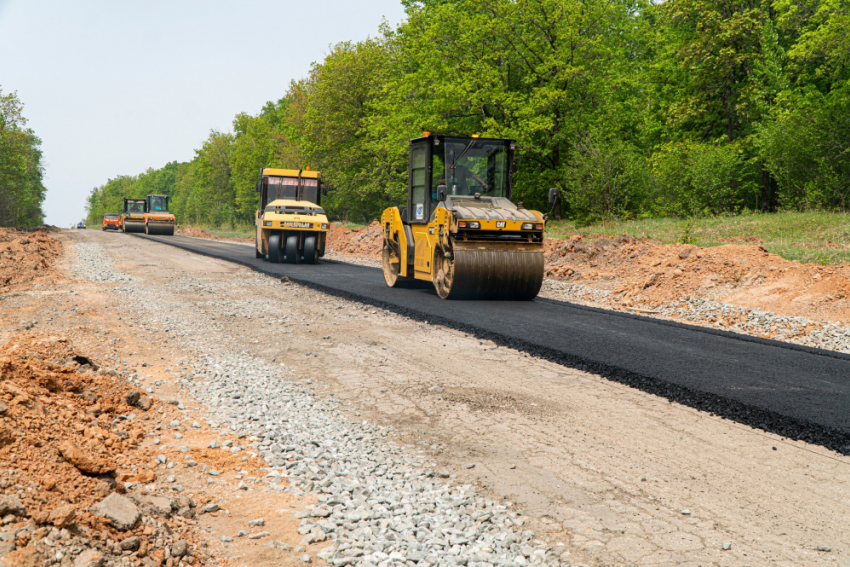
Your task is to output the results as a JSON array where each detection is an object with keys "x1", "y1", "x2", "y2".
[
  {"x1": 143, "y1": 194, "x2": 175, "y2": 235},
  {"x1": 381, "y1": 134, "x2": 557, "y2": 299},
  {"x1": 255, "y1": 168, "x2": 329, "y2": 264},
  {"x1": 121, "y1": 198, "x2": 147, "y2": 233}
]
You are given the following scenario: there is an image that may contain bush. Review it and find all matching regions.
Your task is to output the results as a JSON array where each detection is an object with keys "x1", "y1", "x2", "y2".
[
  {"x1": 561, "y1": 129, "x2": 650, "y2": 225},
  {"x1": 652, "y1": 140, "x2": 756, "y2": 217}
]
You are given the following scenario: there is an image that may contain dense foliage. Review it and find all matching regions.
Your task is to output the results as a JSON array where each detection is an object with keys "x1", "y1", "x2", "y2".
[
  {"x1": 86, "y1": 0, "x2": 850, "y2": 226},
  {"x1": 0, "y1": 89, "x2": 46, "y2": 226}
]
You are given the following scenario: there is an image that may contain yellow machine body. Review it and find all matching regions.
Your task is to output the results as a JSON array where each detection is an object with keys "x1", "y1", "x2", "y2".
[
  {"x1": 255, "y1": 169, "x2": 329, "y2": 264},
  {"x1": 380, "y1": 135, "x2": 546, "y2": 299}
]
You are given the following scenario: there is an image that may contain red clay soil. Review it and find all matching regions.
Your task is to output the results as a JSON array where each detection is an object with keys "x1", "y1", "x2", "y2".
[
  {"x1": 325, "y1": 221, "x2": 383, "y2": 259},
  {"x1": 545, "y1": 234, "x2": 850, "y2": 323},
  {"x1": 0, "y1": 230, "x2": 63, "y2": 292},
  {"x1": 0, "y1": 331, "x2": 213, "y2": 566}
]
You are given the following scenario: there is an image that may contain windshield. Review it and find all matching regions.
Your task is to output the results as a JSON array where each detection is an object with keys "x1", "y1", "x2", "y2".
[
  {"x1": 267, "y1": 176, "x2": 298, "y2": 201},
  {"x1": 149, "y1": 196, "x2": 169, "y2": 212},
  {"x1": 126, "y1": 202, "x2": 145, "y2": 213},
  {"x1": 301, "y1": 179, "x2": 319, "y2": 204},
  {"x1": 104, "y1": 214, "x2": 118, "y2": 219},
  {"x1": 442, "y1": 139, "x2": 510, "y2": 198}
]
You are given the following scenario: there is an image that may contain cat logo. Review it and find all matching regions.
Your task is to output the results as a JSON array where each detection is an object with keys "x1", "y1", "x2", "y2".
[{"x1": 496, "y1": 221, "x2": 506, "y2": 228}]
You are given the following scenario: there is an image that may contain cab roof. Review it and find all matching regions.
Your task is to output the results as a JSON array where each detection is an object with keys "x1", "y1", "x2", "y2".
[{"x1": 262, "y1": 168, "x2": 321, "y2": 179}]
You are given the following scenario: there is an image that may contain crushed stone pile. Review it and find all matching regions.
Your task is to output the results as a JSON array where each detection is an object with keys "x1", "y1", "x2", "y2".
[
  {"x1": 325, "y1": 221, "x2": 382, "y2": 259},
  {"x1": 0, "y1": 230, "x2": 63, "y2": 292},
  {"x1": 0, "y1": 333, "x2": 210, "y2": 567}
]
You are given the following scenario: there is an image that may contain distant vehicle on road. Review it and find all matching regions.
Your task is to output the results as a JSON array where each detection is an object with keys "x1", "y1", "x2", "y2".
[
  {"x1": 143, "y1": 194, "x2": 175, "y2": 235},
  {"x1": 76, "y1": 221, "x2": 86, "y2": 229},
  {"x1": 102, "y1": 214, "x2": 121, "y2": 231}
]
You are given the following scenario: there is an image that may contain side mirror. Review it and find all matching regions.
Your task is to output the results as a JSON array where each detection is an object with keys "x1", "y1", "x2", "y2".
[
  {"x1": 436, "y1": 185, "x2": 447, "y2": 202},
  {"x1": 256, "y1": 182, "x2": 262, "y2": 193},
  {"x1": 548, "y1": 187, "x2": 559, "y2": 205}
]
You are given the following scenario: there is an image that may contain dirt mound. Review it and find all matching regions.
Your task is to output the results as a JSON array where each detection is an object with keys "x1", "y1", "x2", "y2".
[
  {"x1": 325, "y1": 221, "x2": 382, "y2": 259},
  {"x1": 545, "y1": 234, "x2": 850, "y2": 321},
  {"x1": 0, "y1": 231, "x2": 62, "y2": 292},
  {"x1": 176, "y1": 225, "x2": 252, "y2": 245},
  {"x1": 0, "y1": 333, "x2": 210, "y2": 566}
]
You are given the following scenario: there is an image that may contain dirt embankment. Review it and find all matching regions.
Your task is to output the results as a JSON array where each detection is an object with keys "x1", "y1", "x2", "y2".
[
  {"x1": 0, "y1": 229, "x2": 63, "y2": 292},
  {"x1": 545, "y1": 234, "x2": 850, "y2": 322},
  {"x1": 325, "y1": 222, "x2": 382, "y2": 260}
]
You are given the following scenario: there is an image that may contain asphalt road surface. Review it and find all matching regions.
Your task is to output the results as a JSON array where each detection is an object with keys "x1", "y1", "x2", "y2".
[{"x1": 136, "y1": 233, "x2": 850, "y2": 452}]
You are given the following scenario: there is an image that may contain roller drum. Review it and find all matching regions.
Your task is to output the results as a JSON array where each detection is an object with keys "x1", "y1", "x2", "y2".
[
  {"x1": 123, "y1": 221, "x2": 146, "y2": 233},
  {"x1": 146, "y1": 223, "x2": 174, "y2": 236},
  {"x1": 437, "y1": 243, "x2": 543, "y2": 300}
]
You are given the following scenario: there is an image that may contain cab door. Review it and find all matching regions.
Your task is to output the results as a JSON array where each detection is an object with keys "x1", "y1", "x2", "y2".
[{"x1": 408, "y1": 139, "x2": 434, "y2": 278}]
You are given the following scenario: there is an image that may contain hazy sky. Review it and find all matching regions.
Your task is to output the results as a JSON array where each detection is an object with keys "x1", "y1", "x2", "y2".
[{"x1": 0, "y1": 0, "x2": 406, "y2": 226}]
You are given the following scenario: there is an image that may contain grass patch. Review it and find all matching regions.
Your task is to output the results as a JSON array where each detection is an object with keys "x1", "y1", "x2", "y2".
[
  {"x1": 546, "y1": 211, "x2": 850, "y2": 265},
  {"x1": 202, "y1": 226, "x2": 255, "y2": 239},
  {"x1": 330, "y1": 220, "x2": 371, "y2": 230}
]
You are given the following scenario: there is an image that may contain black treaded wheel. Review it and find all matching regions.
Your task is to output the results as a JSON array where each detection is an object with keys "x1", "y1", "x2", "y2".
[
  {"x1": 268, "y1": 233, "x2": 283, "y2": 263},
  {"x1": 303, "y1": 235, "x2": 318, "y2": 264},
  {"x1": 285, "y1": 234, "x2": 301, "y2": 264}
]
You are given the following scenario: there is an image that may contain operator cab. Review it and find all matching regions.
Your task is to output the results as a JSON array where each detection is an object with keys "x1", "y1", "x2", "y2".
[
  {"x1": 406, "y1": 134, "x2": 515, "y2": 224},
  {"x1": 257, "y1": 168, "x2": 323, "y2": 211}
]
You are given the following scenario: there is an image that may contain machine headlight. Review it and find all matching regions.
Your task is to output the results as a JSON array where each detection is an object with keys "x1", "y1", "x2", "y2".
[
  {"x1": 521, "y1": 223, "x2": 544, "y2": 230},
  {"x1": 264, "y1": 221, "x2": 272, "y2": 227},
  {"x1": 459, "y1": 221, "x2": 480, "y2": 229},
  {"x1": 321, "y1": 223, "x2": 328, "y2": 229}
]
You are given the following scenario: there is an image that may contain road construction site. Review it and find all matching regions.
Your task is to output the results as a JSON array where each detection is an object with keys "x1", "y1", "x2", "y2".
[{"x1": 1, "y1": 227, "x2": 848, "y2": 567}]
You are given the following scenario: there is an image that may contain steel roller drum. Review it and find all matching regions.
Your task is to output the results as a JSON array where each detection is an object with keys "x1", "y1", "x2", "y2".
[
  {"x1": 438, "y1": 242, "x2": 543, "y2": 300},
  {"x1": 123, "y1": 221, "x2": 146, "y2": 233},
  {"x1": 146, "y1": 223, "x2": 174, "y2": 236}
]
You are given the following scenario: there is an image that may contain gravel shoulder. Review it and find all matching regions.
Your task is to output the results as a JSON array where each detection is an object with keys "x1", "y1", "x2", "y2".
[{"x1": 22, "y1": 229, "x2": 848, "y2": 567}]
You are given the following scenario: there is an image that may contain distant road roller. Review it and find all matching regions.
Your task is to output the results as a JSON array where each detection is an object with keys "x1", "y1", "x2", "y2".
[
  {"x1": 255, "y1": 168, "x2": 329, "y2": 264},
  {"x1": 381, "y1": 134, "x2": 556, "y2": 300},
  {"x1": 144, "y1": 194, "x2": 175, "y2": 235},
  {"x1": 121, "y1": 199, "x2": 147, "y2": 233}
]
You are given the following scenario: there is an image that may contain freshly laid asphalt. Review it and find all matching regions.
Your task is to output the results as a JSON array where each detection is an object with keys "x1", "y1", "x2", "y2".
[{"x1": 135, "y1": 233, "x2": 850, "y2": 452}]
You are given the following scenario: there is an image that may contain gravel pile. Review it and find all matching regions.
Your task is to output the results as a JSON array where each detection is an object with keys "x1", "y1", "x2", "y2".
[{"x1": 72, "y1": 242, "x2": 571, "y2": 567}]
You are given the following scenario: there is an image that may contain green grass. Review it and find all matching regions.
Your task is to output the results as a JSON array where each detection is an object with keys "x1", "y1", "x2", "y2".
[
  {"x1": 203, "y1": 226, "x2": 255, "y2": 239},
  {"x1": 545, "y1": 211, "x2": 850, "y2": 265}
]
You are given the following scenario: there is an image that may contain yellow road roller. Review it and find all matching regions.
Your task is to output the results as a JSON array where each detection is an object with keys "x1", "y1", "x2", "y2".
[
  {"x1": 255, "y1": 168, "x2": 329, "y2": 264},
  {"x1": 121, "y1": 198, "x2": 147, "y2": 233},
  {"x1": 381, "y1": 134, "x2": 557, "y2": 299}
]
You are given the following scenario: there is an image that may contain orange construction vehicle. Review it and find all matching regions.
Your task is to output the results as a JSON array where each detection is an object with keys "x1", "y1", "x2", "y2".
[
  {"x1": 102, "y1": 213, "x2": 121, "y2": 230},
  {"x1": 143, "y1": 194, "x2": 175, "y2": 235}
]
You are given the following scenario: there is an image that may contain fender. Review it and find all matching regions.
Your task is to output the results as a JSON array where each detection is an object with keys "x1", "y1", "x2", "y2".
[{"x1": 381, "y1": 207, "x2": 412, "y2": 277}]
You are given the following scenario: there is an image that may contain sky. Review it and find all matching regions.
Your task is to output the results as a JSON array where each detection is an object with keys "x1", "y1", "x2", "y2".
[{"x1": 0, "y1": 0, "x2": 407, "y2": 226}]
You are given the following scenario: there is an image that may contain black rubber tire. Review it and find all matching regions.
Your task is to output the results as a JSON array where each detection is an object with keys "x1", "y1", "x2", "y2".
[
  {"x1": 285, "y1": 234, "x2": 301, "y2": 264},
  {"x1": 303, "y1": 235, "x2": 318, "y2": 264},
  {"x1": 268, "y1": 233, "x2": 283, "y2": 263}
]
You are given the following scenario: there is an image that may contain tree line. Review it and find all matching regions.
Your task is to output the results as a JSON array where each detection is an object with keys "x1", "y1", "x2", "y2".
[
  {"x1": 86, "y1": 0, "x2": 850, "y2": 227},
  {"x1": 0, "y1": 89, "x2": 46, "y2": 227}
]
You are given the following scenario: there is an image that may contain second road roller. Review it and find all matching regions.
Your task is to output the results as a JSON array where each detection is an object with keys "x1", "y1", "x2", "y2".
[
  {"x1": 381, "y1": 133, "x2": 557, "y2": 299},
  {"x1": 255, "y1": 168, "x2": 329, "y2": 263}
]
